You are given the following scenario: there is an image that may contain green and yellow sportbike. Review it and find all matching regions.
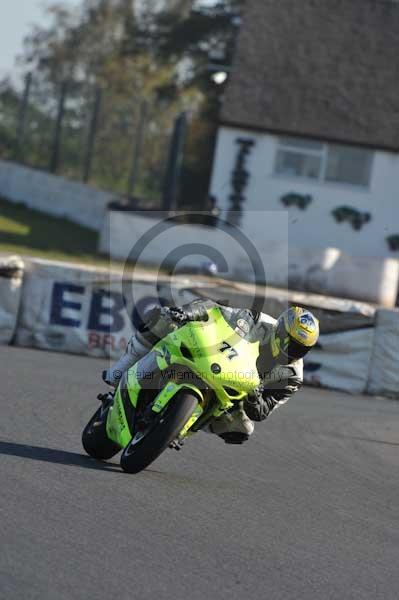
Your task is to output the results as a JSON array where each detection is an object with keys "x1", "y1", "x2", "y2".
[{"x1": 82, "y1": 306, "x2": 260, "y2": 474}]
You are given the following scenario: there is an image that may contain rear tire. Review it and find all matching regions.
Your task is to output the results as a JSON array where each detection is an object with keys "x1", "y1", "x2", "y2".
[
  {"x1": 120, "y1": 392, "x2": 198, "y2": 474},
  {"x1": 82, "y1": 405, "x2": 120, "y2": 460}
]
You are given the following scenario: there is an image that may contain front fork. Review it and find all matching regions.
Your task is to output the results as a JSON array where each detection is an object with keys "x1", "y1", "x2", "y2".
[
  {"x1": 107, "y1": 380, "x2": 205, "y2": 449},
  {"x1": 151, "y1": 381, "x2": 206, "y2": 441}
]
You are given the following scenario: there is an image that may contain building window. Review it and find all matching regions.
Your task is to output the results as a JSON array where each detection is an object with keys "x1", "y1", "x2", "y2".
[{"x1": 274, "y1": 137, "x2": 373, "y2": 187}]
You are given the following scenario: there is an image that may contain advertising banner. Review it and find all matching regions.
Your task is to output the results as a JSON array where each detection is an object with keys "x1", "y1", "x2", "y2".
[
  {"x1": 304, "y1": 327, "x2": 375, "y2": 394},
  {"x1": 15, "y1": 259, "x2": 198, "y2": 358},
  {"x1": 367, "y1": 309, "x2": 399, "y2": 398}
]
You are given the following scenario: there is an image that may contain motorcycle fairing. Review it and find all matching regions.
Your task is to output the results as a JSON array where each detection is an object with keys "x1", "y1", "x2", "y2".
[{"x1": 106, "y1": 306, "x2": 260, "y2": 448}]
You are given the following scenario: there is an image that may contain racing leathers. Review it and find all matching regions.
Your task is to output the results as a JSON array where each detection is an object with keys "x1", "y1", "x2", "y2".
[{"x1": 103, "y1": 300, "x2": 303, "y2": 443}]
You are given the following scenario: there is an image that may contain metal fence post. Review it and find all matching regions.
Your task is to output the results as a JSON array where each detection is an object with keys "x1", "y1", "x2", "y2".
[
  {"x1": 162, "y1": 111, "x2": 188, "y2": 212},
  {"x1": 15, "y1": 72, "x2": 32, "y2": 162},
  {"x1": 49, "y1": 81, "x2": 68, "y2": 174},
  {"x1": 83, "y1": 87, "x2": 102, "y2": 183},
  {"x1": 127, "y1": 100, "x2": 148, "y2": 202}
]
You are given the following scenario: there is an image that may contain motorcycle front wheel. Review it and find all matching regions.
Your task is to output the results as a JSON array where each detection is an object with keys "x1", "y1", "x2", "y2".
[
  {"x1": 82, "y1": 404, "x2": 120, "y2": 460},
  {"x1": 120, "y1": 391, "x2": 198, "y2": 474}
]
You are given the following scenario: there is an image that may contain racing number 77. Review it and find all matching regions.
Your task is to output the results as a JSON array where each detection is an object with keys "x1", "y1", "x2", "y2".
[{"x1": 219, "y1": 341, "x2": 238, "y2": 361}]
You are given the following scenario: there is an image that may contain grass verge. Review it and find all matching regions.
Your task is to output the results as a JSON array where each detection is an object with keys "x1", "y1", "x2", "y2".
[{"x1": 0, "y1": 197, "x2": 113, "y2": 268}]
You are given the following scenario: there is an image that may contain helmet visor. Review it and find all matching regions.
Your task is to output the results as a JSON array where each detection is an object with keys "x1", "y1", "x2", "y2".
[
  {"x1": 283, "y1": 339, "x2": 310, "y2": 361},
  {"x1": 275, "y1": 321, "x2": 310, "y2": 362}
]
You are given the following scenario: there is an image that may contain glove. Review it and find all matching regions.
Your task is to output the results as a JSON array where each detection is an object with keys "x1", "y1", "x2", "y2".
[
  {"x1": 166, "y1": 305, "x2": 209, "y2": 324},
  {"x1": 166, "y1": 306, "x2": 189, "y2": 324},
  {"x1": 185, "y1": 303, "x2": 209, "y2": 322},
  {"x1": 244, "y1": 385, "x2": 278, "y2": 422},
  {"x1": 248, "y1": 384, "x2": 264, "y2": 402}
]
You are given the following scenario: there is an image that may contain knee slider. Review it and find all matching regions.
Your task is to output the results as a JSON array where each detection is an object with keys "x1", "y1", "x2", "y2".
[{"x1": 219, "y1": 432, "x2": 249, "y2": 445}]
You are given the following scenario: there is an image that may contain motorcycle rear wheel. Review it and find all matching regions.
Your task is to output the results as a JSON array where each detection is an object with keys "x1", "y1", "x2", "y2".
[
  {"x1": 82, "y1": 404, "x2": 120, "y2": 460},
  {"x1": 120, "y1": 391, "x2": 198, "y2": 474}
]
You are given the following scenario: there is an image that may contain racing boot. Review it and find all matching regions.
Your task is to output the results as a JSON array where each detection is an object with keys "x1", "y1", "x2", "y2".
[
  {"x1": 205, "y1": 403, "x2": 254, "y2": 444},
  {"x1": 102, "y1": 306, "x2": 177, "y2": 387},
  {"x1": 102, "y1": 331, "x2": 152, "y2": 387}
]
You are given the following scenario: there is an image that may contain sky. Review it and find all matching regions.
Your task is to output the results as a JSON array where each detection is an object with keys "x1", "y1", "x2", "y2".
[{"x1": 0, "y1": 1, "x2": 81, "y2": 83}]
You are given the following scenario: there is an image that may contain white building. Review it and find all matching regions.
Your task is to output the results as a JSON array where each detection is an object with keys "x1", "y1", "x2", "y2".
[{"x1": 210, "y1": 0, "x2": 399, "y2": 260}]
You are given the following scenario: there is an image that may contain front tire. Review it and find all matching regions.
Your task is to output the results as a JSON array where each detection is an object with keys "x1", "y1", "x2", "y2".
[
  {"x1": 82, "y1": 404, "x2": 120, "y2": 460},
  {"x1": 120, "y1": 392, "x2": 198, "y2": 474}
]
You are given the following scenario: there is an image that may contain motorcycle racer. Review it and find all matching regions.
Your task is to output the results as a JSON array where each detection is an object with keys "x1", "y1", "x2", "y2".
[{"x1": 102, "y1": 300, "x2": 319, "y2": 444}]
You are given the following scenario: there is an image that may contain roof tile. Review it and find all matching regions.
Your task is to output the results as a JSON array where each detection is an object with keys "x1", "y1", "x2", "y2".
[{"x1": 222, "y1": 0, "x2": 399, "y2": 150}]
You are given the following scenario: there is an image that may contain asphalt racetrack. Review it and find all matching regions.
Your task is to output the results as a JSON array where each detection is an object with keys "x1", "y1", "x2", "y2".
[{"x1": 1, "y1": 346, "x2": 399, "y2": 600}]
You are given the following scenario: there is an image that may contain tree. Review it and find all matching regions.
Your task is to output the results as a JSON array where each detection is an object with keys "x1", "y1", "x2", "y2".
[
  {"x1": 13, "y1": 0, "x2": 244, "y2": 205},
  {"x1": 151, "y1": 0, "x2": 243, "y2": 207},
  {"x1": 0, "y1": 79, "x2": 20, "y2": 160},
  {"x1": 18, "y1": 0, "x2": 182, "y2": 194}
]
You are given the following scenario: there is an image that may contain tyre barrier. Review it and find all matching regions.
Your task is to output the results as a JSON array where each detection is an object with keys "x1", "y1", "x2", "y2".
[{"x1": 0, "y1": 255, "x2": 24, "y2": 345}]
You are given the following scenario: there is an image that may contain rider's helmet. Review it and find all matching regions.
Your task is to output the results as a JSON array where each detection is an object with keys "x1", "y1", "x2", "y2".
[{"x1": 271, "y1": 307, "x2": 319, "y2": 362}]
